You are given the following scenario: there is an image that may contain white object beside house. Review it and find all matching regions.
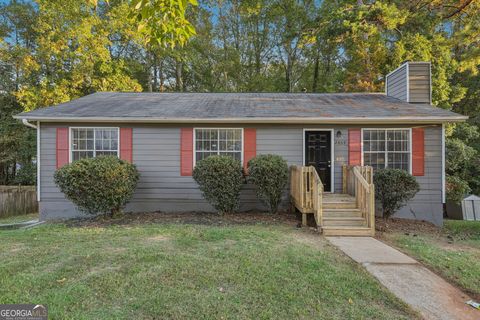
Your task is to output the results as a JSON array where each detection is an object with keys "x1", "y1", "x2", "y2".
[{"x1": 461, "y1": 195, "x2": 480, "y2": 221}]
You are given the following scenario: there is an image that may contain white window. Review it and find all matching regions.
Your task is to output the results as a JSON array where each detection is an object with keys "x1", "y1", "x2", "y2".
[
  {"x1": 363, "y1": 129, "x2": 410, "y2": 172},
  {"x1": 194, "y1": 128, "x2": 242, "y2": 164},
  {"x1": 71, "y1": 128, "x2": 119, "y2": 161}
]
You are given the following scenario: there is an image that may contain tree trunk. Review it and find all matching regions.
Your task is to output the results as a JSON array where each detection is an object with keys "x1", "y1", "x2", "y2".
[
  {"x1": 175, "y1": 60, "x2": 183, "y2": 92},
  {"x1": 312, "y1": 52, "x2": 320, "y2": 92},
  {"x1": 159, "y1": 60, "x2": 165, "y2": 92},
  {"x1": 153, "y1": 54, "x2": 159, "y2": 92}
]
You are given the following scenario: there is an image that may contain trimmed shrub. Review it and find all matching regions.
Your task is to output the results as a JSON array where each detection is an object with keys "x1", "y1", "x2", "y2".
[
  {"x1": 247, "y1": 154, "x2": 288, "y2": 213},
  {"x1": 374, "y1": 168, "x2": 419, "y2": 219},
  {"x1": 54, "y1": 156, "x2": 139, "y2": 217},
  {"x1": 193, "y1": 155, "x2": 243, "y2": 214}
]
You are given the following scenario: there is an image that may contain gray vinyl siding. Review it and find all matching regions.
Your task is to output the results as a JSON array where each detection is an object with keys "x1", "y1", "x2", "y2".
[
  {"x1": 394, "y1": 125, "x2": 443, "y2": 225},
  {"x1": 386, "y1": 62, "x2": 431, "y2": 105},
  {"x1": 386, "y1": 64, "x2": 408, "y2": 101},
  {"x1": 408, "y1": 63, "x2": 431, "y2": 104},
  {"x1": 38, "y1": 123, "x2": 444, "y2": 225}
]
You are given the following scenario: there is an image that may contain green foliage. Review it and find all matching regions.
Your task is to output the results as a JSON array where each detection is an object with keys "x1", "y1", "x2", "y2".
[
  {"x1": 446, "y1": 138, "x2": 477, "y2": 176},
  {"x1": 54, "y1": 156, "x2": 140, "y2": 217},
  {"x1": 13, "y1": 162, "x2": 36, "y2": 185},
  {"x1": 129, "y1": 0, "x2": 197, "y2": 48},
  {"x1": 374, "y1": 169, "x2": 420, "y2": 219},
  {"x1": 0, "y1": 94, "x2": 36, "y2": 185},
  {"x1": 446, "y1": 175, "x2": 470, "y2": 204},
  {"x1": 247, "y1": 154, "x2": 288, "y2": 213},
  {"x1": 192, "y1": 155, "x2": 243, "y2": 214}
]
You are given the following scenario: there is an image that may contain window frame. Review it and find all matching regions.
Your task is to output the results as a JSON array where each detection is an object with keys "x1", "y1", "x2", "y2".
[
  {"x1": 69, "y1": 127, "x2": 120, "y2": 163},
  {"x1": 361, "y1": 128, "x2": 412, "y2": 174},
  {"x1": 193, "y1": 128, "x2": 244, "y2": 167}
]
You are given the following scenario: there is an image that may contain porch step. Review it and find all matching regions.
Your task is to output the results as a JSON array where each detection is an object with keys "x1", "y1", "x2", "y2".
[
  {"x1": 322, "y1": 216, "x2": 366, "y2": 227},
  {"x1": 322, "y1": 226, "x2": 374, "y2": 237},
  {"x1": 323, "y1": 194, "x2": 355, "y2": 201},
  {"x1": 323, "y1": 208, "x2": 362, "y2": 217},
  {"x1": 323, "y1": 202, "x2": 357, "y2": 209},
  {"x1": 323, "y1": 194, "x2": 357, "y2": 209}
]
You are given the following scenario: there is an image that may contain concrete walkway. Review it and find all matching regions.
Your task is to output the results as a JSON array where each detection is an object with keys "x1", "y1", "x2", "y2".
[{"x1": 327, "y1": 237, "x2": 479, "y2": 320}]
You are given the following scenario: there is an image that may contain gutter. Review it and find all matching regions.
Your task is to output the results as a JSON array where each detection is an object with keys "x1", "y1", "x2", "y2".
[{"x1": 13, "y1": 115, "x2": 468, "y2": 124}]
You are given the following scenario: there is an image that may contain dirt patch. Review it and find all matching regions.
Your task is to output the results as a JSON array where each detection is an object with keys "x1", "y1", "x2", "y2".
[
  {"x1": 64, "y1": 211, "x2": 298, "y2": 228},
  {"x1": 9, "y1": 243, "x2": 26, "y2": 253},
  {"x1": 375, "y1": 217, "x2": 442, "y2": 239},
  {"x1": 147, "y1": 235, "x2": 170, "y2": 242},
  {"x1": 290, "y1": 230, "x2": 326, "y2": 249}
]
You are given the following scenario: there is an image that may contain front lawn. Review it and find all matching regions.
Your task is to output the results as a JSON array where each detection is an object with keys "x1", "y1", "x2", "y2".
[
  {"x1": 0, "y1": 214, "x2": 417, "y2": 319},
  {"x1": 0, "y1": 213, "x2": 38, "y2": 225},
  {"x1": 379, "y1": 219, "x2": 480, "y2": 299}
]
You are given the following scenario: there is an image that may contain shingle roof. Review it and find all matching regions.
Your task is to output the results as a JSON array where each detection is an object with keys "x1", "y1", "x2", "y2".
[{"x1": 15, "y1": 92, "x2": 466, "y2": 124}]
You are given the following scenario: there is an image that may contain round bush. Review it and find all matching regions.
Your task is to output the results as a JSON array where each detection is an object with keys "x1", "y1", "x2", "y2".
[
  {"x1": 374, "y1": 168, "x2": 420, "y2": 219},
  {"x1": 247, "y1": 154, "x2": 288, "y2": 213},
  {"x1": 193, "y1": 155, "x2": 243, "y2": 214},
  {"x1": 54, "y1": 156, "x2": 139, "y2": 217}
]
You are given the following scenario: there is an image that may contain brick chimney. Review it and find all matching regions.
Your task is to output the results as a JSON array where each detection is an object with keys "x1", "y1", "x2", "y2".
[{"x1": 385, "y1": 61, "x2": 431, "y2": 104}]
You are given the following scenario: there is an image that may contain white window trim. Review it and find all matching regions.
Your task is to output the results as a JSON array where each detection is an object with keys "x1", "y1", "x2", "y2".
[
  {"x1": 193, "y1": 128, "x2": 244, "y2": 167},
  {"x1": 69, "y1": 127, "x2": 120, "y2": 163},
  {"x1": 361, "y1": 128, "x2": 413, "y2": 174},
  {"x1": 302, "y1": 128, "x2": 335, "y2": 193}
]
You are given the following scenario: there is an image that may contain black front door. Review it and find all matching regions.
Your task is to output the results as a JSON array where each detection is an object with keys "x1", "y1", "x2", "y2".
[{"x1": 305, "y1": 131, "x2": 332, "y2": 192}]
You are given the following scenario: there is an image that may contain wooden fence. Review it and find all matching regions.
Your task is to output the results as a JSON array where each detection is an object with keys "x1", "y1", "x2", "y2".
[{"x1": 0, "y1": 186, "x2": 38, "y2": 218}]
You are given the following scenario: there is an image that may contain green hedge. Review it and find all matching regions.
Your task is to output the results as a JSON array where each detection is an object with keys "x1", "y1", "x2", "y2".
[
  {"x1": 247, "y1": 154, "x2": 288, "y2": 213},
  {"x1": 374, "y1": 168, "x2": 419, "y2": 219},
  {"x1": 193, "y1": 155, "x2": 243, "y2": 214},
  {"x1": 54, "y1": 156, "x2": 139, "y2": 217}
]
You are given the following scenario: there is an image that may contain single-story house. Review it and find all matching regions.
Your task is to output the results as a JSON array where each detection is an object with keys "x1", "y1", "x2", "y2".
[{"x1": 15, "y1": 62, "x2": 467, "y2": 232}]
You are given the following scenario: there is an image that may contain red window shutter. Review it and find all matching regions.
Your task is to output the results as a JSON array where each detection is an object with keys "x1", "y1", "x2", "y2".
[
  {"x1": 120, "y1": 128, "x2": 133, "y2": 163},
  {"x1": 56, "y1": 128, "x2": 69, "y2": 168},
  {"x1": 180, "y1": 128, "x2": 193, "y2": 176},
  {"x1": 348, "y1": 128, "x2": 361, "y2": 166},
  {"x1": 412, "y1": 128, "x2": 425, "y2": 176},
  {"x1": 243, "y1": 128, "x2": 256, "y2": 172}
]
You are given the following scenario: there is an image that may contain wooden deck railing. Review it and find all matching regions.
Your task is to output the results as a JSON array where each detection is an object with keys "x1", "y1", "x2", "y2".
[
  {"x1": 342, "y1": 165, "x2": 375, "y2": 232},
  {"x1": 290, "y1": 166, "x2": 324, "y2": 227}
]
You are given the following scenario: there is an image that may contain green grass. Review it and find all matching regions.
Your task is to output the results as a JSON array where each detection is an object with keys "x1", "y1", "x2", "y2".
[
  {"x1": 0, "y1": 222, "x2": 417, "y2": 319},
  {"x1": 383, "y1": 220, "x2": 480, "y2": 298},
  {"x1": 444, "y1": 220, "x2": 480, "y2": 241},
  {"x1": 0, "y1": 213, "x2": 38, "y2": 224}
]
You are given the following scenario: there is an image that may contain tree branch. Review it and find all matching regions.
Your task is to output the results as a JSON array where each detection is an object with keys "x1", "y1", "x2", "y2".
[{"x1": 443, "y1": 0, "x2": 474, "y2": 19}]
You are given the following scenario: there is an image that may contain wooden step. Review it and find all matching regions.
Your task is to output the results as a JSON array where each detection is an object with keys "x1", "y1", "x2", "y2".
[
  {"x1": 322, "y1": 217, "x2": 366, "y2": 227},
  {"x1": 322, "y1": 226, "x2": 374, "y2": 236},
  {"x1": 323, "y1": 194, "x2": 355, "y2": 201},
  {"x1": 323, "y1": 202, "x2": 357, "y2": 209},
  {"x1": 323, "y1": 208, "x2": 362, "y2": 217}
]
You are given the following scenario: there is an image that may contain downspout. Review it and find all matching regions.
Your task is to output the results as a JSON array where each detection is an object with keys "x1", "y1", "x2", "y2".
[
  {"x1": 21, "y1": 119, "x2": 40, "y2": 202},
  {"x1": 22, "y1": 118, "x2": 37, "y2": 129}
]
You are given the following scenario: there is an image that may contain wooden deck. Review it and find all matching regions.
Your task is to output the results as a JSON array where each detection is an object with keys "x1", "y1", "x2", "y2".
[{"x1": 290, "y1": 165, "x2": 375, "y2": 236}]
